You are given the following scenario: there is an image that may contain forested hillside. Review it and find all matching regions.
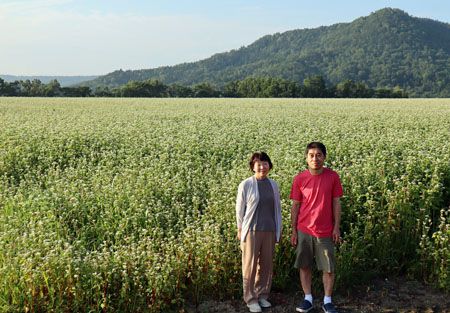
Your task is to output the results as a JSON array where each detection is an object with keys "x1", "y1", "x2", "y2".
[{"x1": 80, "y1": 8, "x2": 450, "y2": 97}]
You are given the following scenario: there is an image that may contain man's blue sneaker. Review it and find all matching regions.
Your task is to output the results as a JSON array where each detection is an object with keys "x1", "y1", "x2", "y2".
[
  {"x1": 296, "y1": 299, "x2": 313, "y2": 312},
  {"x1": 322, "y1": 302, "x2": 338, "y2": 313}
]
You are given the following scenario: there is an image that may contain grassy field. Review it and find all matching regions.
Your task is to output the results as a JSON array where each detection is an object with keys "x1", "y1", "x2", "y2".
[{"x1": 0, "y1": 98, "x2": 449, "y2": 312}]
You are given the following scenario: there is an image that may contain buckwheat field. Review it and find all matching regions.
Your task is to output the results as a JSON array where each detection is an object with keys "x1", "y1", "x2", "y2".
[{"x1": 0, "y1": 98, "x2": 449, "y2": 312}]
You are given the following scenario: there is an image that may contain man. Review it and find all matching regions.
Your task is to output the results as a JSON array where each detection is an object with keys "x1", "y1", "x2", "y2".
[{"x1": 290, "y1": 142, "x2": 343, "y2": 313}]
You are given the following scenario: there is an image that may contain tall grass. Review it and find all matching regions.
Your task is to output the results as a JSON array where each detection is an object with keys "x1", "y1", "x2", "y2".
[{"x1": 0, "y1": 98, "x2": 449, "y2": 312}]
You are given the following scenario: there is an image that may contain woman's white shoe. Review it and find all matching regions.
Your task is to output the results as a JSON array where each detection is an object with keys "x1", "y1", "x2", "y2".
[
  {"x1": 247, "y1": 302, "x2": 262, "y2": 312},
  {"x1": 258, "y1": 298, "x2": 272, "y2": 308}
]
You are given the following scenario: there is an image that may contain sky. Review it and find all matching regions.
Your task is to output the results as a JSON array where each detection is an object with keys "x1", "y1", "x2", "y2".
[{"x1": 1, "y1": 0, "x2": 449, "y2": 76}]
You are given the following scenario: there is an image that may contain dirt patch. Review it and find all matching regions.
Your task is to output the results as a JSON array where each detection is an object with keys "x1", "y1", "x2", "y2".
[{"x1": 185, "y1": 278, "x2": 449, "y2": 313}]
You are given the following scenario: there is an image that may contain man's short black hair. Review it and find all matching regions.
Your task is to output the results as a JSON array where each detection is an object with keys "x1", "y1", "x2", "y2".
[
  {"x1": 305, "y1": 142, "x2": 327, "y2": 156},
  {"x1": 249, "y1": 152, "x2": 273, "y2": 172}
]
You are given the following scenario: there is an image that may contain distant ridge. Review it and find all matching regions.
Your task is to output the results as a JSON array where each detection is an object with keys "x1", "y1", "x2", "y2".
[
  {"x1": 80, "y1": 8, "x2": 450, "y2": 97},
  {"x1": 1, "y1": 75, "x2": 98, "y2": 87}
]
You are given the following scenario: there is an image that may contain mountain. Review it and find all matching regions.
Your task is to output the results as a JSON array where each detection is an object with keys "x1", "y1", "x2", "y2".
[
  {"x1": 1, "y1": 75, "x2": 98, "y2": 87},
  {"x1": 80, "y1": 8, "x2": 450, "y2": 97}
]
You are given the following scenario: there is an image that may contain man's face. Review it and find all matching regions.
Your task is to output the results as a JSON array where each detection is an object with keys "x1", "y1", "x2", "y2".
[{"x1": 306, "y1": 148, "x2": 325, "y2": 171}]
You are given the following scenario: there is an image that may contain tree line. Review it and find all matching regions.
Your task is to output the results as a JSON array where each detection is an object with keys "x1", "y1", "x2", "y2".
[{"x1": 0, "y1": 76, "x2": 408, "y2": 98}]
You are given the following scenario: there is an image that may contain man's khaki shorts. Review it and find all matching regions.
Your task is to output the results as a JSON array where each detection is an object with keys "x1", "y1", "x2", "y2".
[{"x1": 294, "y1": 230, "x2": 335, "y2": 273}]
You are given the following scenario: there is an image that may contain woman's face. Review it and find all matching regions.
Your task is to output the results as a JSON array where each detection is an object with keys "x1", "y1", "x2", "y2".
[{"x1": 253, "y1": 159, "x2": 270, "y2": 180}]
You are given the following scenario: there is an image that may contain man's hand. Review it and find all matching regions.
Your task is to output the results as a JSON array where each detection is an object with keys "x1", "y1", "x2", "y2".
[
  {"x1": 332, "y1": 197, "x2": 342, "y2": 244},
  {"x1": 290, "y1": 200, "x2": 300, "y2": 247},
  {"x1": 291, "y1": 230, "x2": 298, "y2": 247},
  {"x1": 332, "y1": 227, "x2": 341, "y2": 244}
]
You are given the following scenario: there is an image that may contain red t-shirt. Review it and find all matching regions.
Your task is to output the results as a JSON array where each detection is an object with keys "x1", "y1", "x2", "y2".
[{"x1": 290, "y1": 167, "x2": 343, "y2": 237}]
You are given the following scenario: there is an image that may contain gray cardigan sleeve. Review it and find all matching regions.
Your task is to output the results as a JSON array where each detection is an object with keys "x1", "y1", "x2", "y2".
[{"x1": 236, "y1": 181, "x2": 246, "y2": 229}]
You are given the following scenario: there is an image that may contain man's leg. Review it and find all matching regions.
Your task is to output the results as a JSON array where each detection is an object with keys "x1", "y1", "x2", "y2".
[
  {"x1": 296, "y1": 231, "x2": 314, "y2": 295},
  {"x1": 296, "y1": 267, "x2": 314, "y2": 312},
  {"x1": 300, "y1": 267, "x2": 312, "y2": 295},
  {"x1": 322, "y1": 271, "x2": 335, "y2": 297},
  {"x1": 316, "y1": 236, "x2": 337, "y2": 312},
  {"x1": 322, "y1": 271, "x2": 338, "y2": 312},
  {"x1": 295, "y1": 231, "x2": 314, "y2": 312}
]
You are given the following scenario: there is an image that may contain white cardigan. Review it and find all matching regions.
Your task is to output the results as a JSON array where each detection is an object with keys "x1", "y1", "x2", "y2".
[{"x1": 236, "y1": 176, "x2": 282, "y2": 242}]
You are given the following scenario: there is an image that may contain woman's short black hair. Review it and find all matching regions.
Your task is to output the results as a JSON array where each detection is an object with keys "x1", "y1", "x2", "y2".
[
  {"x1": 305, "y1": 142, "x2": 327, "y2": 156},
  {"x1": 249, "y1": 152, "x2": 273, "y2": 172}
]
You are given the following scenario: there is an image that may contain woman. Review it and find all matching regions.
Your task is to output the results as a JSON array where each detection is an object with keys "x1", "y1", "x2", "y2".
[{"x1": 236, "y1": 152, "x2": 282, "y2": 313}]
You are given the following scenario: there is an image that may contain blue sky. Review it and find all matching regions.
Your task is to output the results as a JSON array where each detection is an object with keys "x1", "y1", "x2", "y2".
[{"x1": 1, "y1": 0, "x2": 449, "y2": 76}]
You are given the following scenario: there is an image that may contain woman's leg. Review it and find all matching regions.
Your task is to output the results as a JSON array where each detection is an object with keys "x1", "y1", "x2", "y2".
[
  {"x1": 241, "y1": 231, "x2": 261, "y2": 304},
  {"x1": 254, "y1": 231, "x2": 275, "y2": 300}
]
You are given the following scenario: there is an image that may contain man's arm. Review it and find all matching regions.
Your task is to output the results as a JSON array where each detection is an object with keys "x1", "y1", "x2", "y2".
[
  {"x1": 332, "y1": 197, "x2": 341, "y2": 243},
  {"x1": 290, "y1": 200, "x2": 300, "y2": 246}
]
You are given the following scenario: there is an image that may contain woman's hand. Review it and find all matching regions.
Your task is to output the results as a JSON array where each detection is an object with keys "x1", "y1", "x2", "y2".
[{"x1": 237, "y1": 228, "x2": 241, "y2": 241}]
